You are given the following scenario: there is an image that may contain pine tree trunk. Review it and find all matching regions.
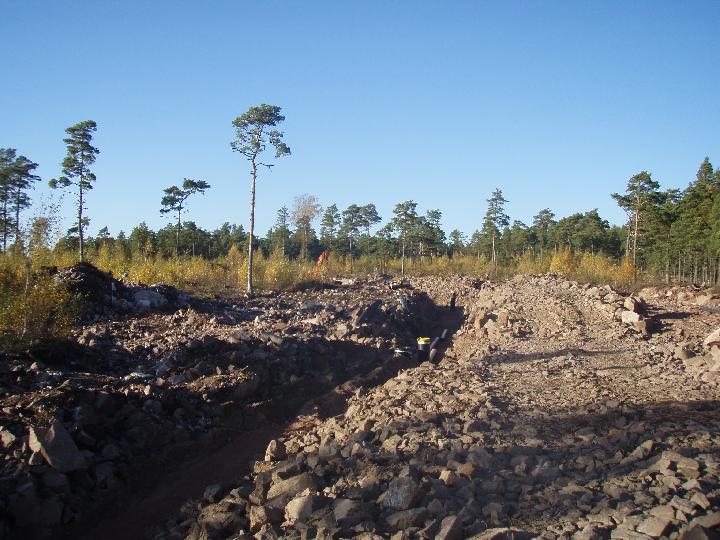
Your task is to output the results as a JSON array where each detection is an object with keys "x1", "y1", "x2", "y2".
[
  {"x1": 247, "y1": 159, "x2": 257, "y2": 296},
  {"x1": 78, "y1": 181, "x2": 85, "y2": 262},
  {"x1": 349, "y1": 236, "x2": 353, "y2": 272},
  {"x1": 176, "y1": 210, "x2": 181, "y2": 257},
  {"x1": 401, "y1": 237, "x2": 405, "y2": 276},
  {"x1": 625, "y1": 220, "x2": 631, "y2": 258},
  {"x1": 2, "y1": 195, "x2": 8, "y2": 253},
  {"x1": 492, "y1": 233, "x2": 496, "y2": 268},
  {"x1": 632, "y1": 207, "x2": 639, "y2": 266},
  {"x1": 14, "y1": 189, "x2": 21, "y2": 250}
]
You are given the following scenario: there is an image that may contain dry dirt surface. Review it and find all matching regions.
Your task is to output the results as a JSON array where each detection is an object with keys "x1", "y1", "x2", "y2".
[
  {"x1": 153, "y1": 274, "x2": 720, "y2": 540},
  {"x1": 4, "y1": 271, "x2": 720, "y2": 540}
]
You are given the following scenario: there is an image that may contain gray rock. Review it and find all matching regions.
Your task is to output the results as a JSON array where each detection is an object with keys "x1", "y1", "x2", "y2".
[
  {"x1": 266, "y1": 473, "x2": 318, "y2": 502},
  {"x1": 636, "y1": 516, "x2": 671, "y2": 538},
  {"x1": 133, "y1": 289, "x2": 168, "y2": 309},
  {"x1": 573, "y1": 524, "x2": 610, "y2": 540},
  {"x1": 265, "y1": 439, "x2": 287, "y2": 462},
  {"x1": 333, "y1": 498, "x2": 369, "y2": 528},
  {"x1": 435, "y1": 515, "x2": 463, "y2": 540},
  {"x1": 248, "y1": 504, "x2": 283, "y2": 533},
  {"x1": 609, "y1": 528, "x2": 652, "y2": 540},
  {"x1": 684, "y1": 356, "x2": 708, "y2": 369},
  {"x1": 621, "y1": 310, "x2": 642, "y2": 324},
  {"x1": 285, "y1": 495, "x2": 325, "y2": 524},
  {"x1": 28, "y1": 419, "x2": 86, "y2": 472},
  {"x1": 690, "y1": 512, "x2": 720, "y2": 529},
  {"x1": 386, "y1": 507, "x2": 427, "y2": 530},
  {"x1": 381, "y1": 477, "x2": 422, "y2": 511},
  {"x1": 624, "y1": 296, "x2": 644, "y2": 313},
  {"x1": 649, "y1": 505, "x2": 675, "y2": 520},
  {"x1": 680, "y1": 525, "x2": 720, "y2": 540},
  {"x1": 703, "y1": 328, "x2": 720, "y2": 349},
  {"x1": 0, "y1": 428, "x2": 17, "y2": 448}
]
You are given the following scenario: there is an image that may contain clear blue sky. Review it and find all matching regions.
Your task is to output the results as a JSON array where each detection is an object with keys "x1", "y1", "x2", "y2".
[{"x1": 2, "y1": 1, "x2": 719, "y2": 239}]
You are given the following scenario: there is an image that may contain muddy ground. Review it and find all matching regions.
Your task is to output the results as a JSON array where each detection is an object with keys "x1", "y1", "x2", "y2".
[{"x1": 2, "y1": 269, "x2": 720, "y2": 539}]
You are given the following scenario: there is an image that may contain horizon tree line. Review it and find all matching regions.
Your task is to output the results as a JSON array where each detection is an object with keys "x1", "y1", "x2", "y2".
[{"x1": 3, "y1": 109, "x2": 720, "y2": 285}]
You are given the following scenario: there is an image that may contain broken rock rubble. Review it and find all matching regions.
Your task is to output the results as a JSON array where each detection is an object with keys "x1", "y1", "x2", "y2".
[
  {"x1": 159, "y1": 275, "x2": 720, "y2": 540},
  {"x1": 0, "y1": 271, "x2": 436, "y2": 539}
]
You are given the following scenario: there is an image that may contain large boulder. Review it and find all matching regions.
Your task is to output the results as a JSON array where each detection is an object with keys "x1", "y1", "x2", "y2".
[
  {"x1": 29, "y1": 419, "x2": 86, "y2": 472},
  {"x1": 133, "y1": 288, "x2": 168, "y2": 309},
  {"x1": 266, "y1": 473, "x2": 318, "y2": 503}
]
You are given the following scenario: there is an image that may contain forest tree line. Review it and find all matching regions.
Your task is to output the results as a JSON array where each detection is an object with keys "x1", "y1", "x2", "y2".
[{"x1": 2, "y1": 115, "x2": 720, "y2": 285}]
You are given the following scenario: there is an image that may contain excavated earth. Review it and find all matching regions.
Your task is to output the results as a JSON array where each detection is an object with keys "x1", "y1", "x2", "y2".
[{"x1": 3, "y1": 269, "x2": 720, "y2": 540}]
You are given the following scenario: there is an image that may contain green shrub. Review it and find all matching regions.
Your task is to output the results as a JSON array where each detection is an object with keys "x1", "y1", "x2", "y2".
[{"x1": 0, "y1": 256, "x2": 80, "y2": 350}]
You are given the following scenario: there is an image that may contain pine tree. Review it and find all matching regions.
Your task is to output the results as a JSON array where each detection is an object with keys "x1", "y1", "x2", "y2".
[
  {"x1": 390, "y1": 200, "x2": 420, "y2": 276},
  {"x1": 644, "y1": 189, "x2": 681, "y2": 283},
  {"x1": 271, "y1": 206, "x2": 292, "y2": 255},
  {"x1": 319, "y1": 204, "x2": 340, "y2": 252},
  {"x1": 160, "y1": 178, "x2": 211, "y2": 257},
  {"x1": 231, "y1": 105, "x2": 290, "y2": 296},
  {"x1": 0, "y1": 148, "x2": 18, "y2": 252},
  {"x1": 483, "y1": 189, "x2": 509, "y2": 267},
  {"x1": 10, "y1": 155, "x2": 41, "y2": 249},
  {"x1": 612, "y1": 171, "x2": 661, "y2": 273},
  {"x1": 340, "y1": 204, "x2": 364, "y2": 269},
  {"x1": 49, "y1": 120, "x2": 100, "y2": 262},
  {"x1": 532, "y1": 208, "x2": 555, "y2": 256},
  {"x1": 670, "y1": 159, "x2": 715, "y2": 283},
  {"x1": 448, "y1": 229, "x2": 466, "y2": 256}
]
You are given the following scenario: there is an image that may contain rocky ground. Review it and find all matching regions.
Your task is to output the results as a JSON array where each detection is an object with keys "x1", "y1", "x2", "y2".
[
  {"x1": 0, "y1": 265, "x2": 438, "y2": 539},
  {"x1": 3, "y1": 267, "x2": 720, "y2": 540},
  {"x1": 153, "y1": 274, "x2": 720, "y2": 540}
]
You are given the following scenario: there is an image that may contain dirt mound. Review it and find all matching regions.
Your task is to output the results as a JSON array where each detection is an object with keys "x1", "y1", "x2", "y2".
[
  {"x1": 54, "y1": 262, "x2": 190, "y2": 320},
  {"x1": 55, "y1": 262, "x2": 125, "y2": 305}
]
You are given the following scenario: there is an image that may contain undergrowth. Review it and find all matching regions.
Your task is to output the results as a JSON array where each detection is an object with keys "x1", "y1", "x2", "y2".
[
  {"x1": 0, "y1": 246, "x2": 665, "y2": 350},
  {"x1": 0, "y1": 255, "x2": 80, "y2": 351}
]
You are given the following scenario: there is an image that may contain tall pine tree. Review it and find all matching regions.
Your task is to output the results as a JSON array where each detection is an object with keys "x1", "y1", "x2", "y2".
[{"x1": 49, "y1": 120, "x2": 100, "y2": 262}]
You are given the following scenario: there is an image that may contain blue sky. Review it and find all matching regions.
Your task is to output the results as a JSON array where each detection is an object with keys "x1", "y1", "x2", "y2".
[{"x1": 2, "y1": 1, "x2": 719, "y2": 239}]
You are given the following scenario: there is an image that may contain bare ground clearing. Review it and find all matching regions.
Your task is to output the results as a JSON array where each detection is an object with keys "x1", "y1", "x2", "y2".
[{"x1": 3, "y1": 271, "x2": 720, "y2": 539}]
